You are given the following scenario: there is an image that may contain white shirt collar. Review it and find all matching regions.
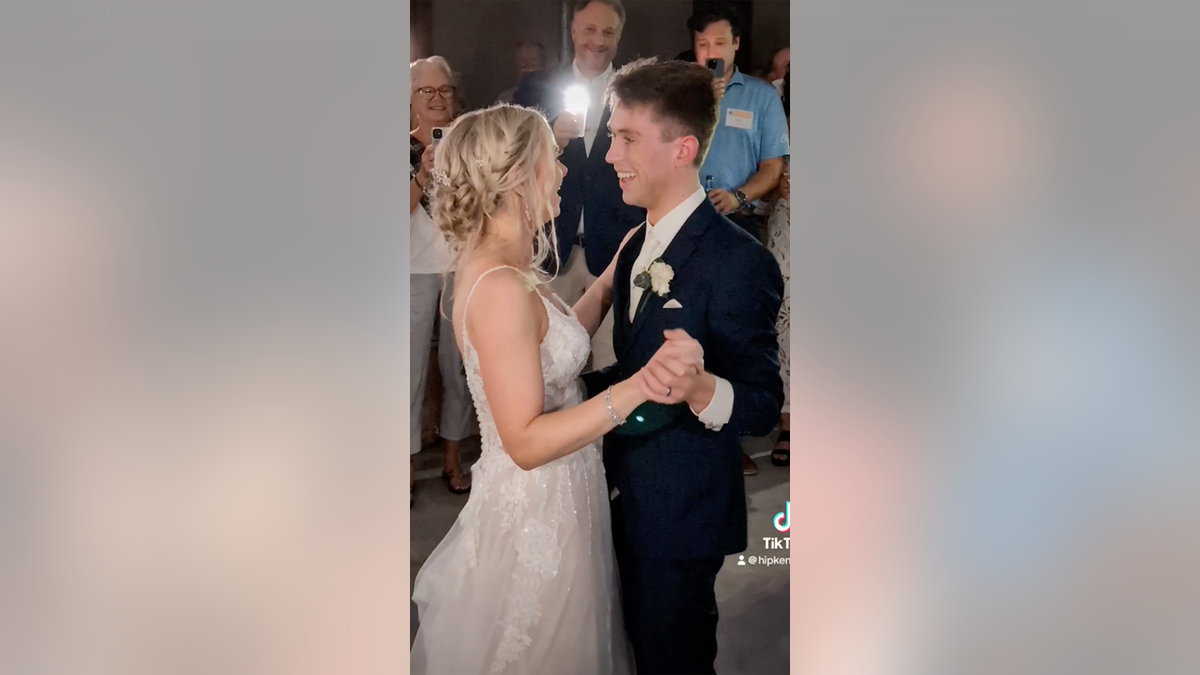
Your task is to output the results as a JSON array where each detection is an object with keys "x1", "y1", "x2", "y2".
[
  {"x1": 645, "y1": 187, "x2": 707, "y2": 251},
  {"x1": 572, "y1": 60, "x2": 614, "y2": 86}
]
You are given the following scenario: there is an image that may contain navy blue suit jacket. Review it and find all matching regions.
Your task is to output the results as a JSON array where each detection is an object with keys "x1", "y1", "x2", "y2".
[
  {"x1": 582, "y1": 199, "x2": 785, "y2": 560},
  {"x1": 513, "y1": 66, "x2": 645, "y2": 277}
]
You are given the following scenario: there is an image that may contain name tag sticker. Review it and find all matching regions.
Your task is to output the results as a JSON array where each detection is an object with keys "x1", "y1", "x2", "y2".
[{"x1": 726, "y1": 109, "x2": 754, "y2": 130}]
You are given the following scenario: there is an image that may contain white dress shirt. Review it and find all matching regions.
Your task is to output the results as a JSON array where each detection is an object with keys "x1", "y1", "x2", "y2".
[
  {"x1": 571, "y1": 60, "x2": 614, "y2": 236},
  {"x1": 629, "y1": 186, "x2": 735, "y2": 431}
]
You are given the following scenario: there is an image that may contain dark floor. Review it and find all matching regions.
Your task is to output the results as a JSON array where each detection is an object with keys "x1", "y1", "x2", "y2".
[{"x1": 410, "y1": 433, "x2": 791, "y2": 675}]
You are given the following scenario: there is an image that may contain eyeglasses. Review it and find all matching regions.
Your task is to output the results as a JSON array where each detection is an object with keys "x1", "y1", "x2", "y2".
[{"x1": 416, "y1": 86, "x2": 456, "y2": 100}]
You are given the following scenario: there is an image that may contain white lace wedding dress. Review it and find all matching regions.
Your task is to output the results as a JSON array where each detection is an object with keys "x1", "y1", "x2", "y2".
[{"x1": 411, "y1": 266, "x2": 633, "y2": 675}]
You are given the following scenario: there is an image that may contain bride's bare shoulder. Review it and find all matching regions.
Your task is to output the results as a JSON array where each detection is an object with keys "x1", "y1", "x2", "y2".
[
  {"x1": 456, "y1": 262, "x2": 541, "y2": 327},
  {"x1": 458, "y1": 261, "x2": 533, "y2": 299}
]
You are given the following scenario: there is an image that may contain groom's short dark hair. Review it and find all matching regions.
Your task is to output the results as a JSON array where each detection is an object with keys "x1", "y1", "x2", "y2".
[{"x1": 606, "y1": 58, "x2": 719, "y2": 167}]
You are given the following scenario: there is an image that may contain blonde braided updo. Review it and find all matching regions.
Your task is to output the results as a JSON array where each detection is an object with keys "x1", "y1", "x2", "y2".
[{"x1": 428, "y1": 104, "x2": 560, "y2": 277}]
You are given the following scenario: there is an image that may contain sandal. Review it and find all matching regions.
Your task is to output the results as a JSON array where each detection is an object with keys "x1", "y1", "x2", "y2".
[
  {"x1": 442, "y1": 467, "x2": 471, "y2": 494},
  {"x1": 771, "y1": 430, "x2": 790, "y2": 467}
]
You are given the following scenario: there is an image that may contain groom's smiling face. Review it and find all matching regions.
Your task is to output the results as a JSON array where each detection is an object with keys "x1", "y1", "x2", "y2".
[{"x1": 606, "y1": 102, "x2": 681, "y2": 208}]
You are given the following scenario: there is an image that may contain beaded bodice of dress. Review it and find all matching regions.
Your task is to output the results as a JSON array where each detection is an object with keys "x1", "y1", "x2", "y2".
[{"x1": 459, "y1": 265, "x2": 595, "y2": 482}]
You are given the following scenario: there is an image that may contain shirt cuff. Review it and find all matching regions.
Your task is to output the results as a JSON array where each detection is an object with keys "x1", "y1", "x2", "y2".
[{"x1": 690, "y1": 376, "x2": 734, "y2": 431}]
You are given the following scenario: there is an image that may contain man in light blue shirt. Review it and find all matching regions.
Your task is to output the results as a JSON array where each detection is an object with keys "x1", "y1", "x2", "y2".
[{"x1": 690, "y1": 5, "x2": 790, "y2": 242}]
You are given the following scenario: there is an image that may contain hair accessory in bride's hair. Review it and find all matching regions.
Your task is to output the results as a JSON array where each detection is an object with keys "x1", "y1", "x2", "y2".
[
  {"x1": 474, "y1": 158, "x2": 485, "y2": 168},
  {"x1": 431, "y1": 169, "x2": 450, "y2": 186}
]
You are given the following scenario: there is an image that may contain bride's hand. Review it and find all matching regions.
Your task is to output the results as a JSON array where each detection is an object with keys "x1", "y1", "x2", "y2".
[
  {"x1": 637, "y1": 331, "x2": 705, "y2": 404},
  {"x1": 654, "y1": 330, "x2": 704, "y2": 370},
  {"x1": 637, "y1": 360, "x2": 697, "y2": 405}
]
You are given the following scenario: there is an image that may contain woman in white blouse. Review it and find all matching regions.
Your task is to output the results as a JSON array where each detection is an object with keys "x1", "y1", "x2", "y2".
[{"x1": 410, "y1": 56, "x2": 474, "y2": 502}]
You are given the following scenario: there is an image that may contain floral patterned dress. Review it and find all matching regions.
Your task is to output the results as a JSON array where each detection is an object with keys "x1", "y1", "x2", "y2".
[{"x1": 766, "y1": 164, "x2": 791, "y2": 414}]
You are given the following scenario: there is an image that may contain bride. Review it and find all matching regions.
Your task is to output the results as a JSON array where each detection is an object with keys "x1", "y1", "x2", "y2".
[{"x1": 409, "y1": 105, "x2": 697, "y2": 674}]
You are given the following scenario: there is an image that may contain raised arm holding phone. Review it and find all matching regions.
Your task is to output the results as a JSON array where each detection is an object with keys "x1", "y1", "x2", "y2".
[
  {"x1": 691, "y1": 6, "x2": 790, "y2": 249},
  {"x1": 512, "y1": 0, "x2": 646, "y2": 373}
]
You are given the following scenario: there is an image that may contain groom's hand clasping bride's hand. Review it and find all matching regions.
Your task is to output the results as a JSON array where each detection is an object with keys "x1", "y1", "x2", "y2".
[{"x1": 637, "y1": 330, "x2": 715, "y2": 410}]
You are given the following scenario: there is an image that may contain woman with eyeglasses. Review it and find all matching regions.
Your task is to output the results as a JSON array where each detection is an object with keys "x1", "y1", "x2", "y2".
[{"x1": 410, "y1": 56, "x2": 474, "y2": 503}]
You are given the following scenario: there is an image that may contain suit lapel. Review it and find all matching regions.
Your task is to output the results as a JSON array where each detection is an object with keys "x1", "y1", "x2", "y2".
[
  {"x1": 613, "y1": 224, "x2": 646, "y2": 353},
  {"x1": 590, "y1": 106, "x2": 613, "y2": 160},
  {"x1": 563, "y1": 129, "x2": 588, "y2": 163},
  {"x1": 625, "y1": 200, "x2": 714, "y2": 347}
]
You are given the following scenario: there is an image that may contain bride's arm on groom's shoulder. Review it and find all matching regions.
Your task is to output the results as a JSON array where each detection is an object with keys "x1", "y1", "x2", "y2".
[
  {"x1": 467, "y1": 269, "x2": 648, "y2": 471},
  {"x1": 573, "y1": 226, "x2": 639, "y2": 338},
  {"x1": 572, "y1": 265, "x2": 614, "y2": 339},
  {"x1": 572, "y1": 263, "x2": 615, "y2": 339}
]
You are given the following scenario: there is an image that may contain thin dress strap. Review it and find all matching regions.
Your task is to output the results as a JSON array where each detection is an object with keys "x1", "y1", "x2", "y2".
[{"x1": 460, "y1": 265, "x2": 524, "y2": 345}]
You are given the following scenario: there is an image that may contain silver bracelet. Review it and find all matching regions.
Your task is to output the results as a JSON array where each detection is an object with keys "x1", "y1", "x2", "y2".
[{"x1": 605, "y1": 387, "x2": 625, "y2": 426}]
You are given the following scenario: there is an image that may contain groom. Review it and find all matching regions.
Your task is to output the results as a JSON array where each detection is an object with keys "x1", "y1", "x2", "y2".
[{"x1": 583, "y1": 59, "x2": 784, "y2": 674}]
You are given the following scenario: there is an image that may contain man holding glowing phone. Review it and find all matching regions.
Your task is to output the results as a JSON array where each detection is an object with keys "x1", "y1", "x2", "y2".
[
  {"x1": 691, "y1": 5, "x2": 789, "y2": 247},
  {"x1": 514, "y1": 0, "x2": 645, "y2": 371}
]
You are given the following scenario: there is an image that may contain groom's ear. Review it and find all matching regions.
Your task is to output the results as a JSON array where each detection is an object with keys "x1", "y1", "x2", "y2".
[{"x1": 675, "y1": 135, "x2": 700, "y2": 168}]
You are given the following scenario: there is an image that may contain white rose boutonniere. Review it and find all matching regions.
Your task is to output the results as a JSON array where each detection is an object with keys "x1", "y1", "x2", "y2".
[
  {"x1": 634, "y1": 258, "x2": 674, "y2": 298},
  {"x1": 649, "y1": 260, "x2": 674, "y2": 296}
]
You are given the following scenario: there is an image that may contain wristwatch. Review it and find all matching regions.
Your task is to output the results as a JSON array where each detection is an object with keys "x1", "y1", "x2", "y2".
[{"x1": 734, "y1": 190, "x2": 748, "y2": 209}]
